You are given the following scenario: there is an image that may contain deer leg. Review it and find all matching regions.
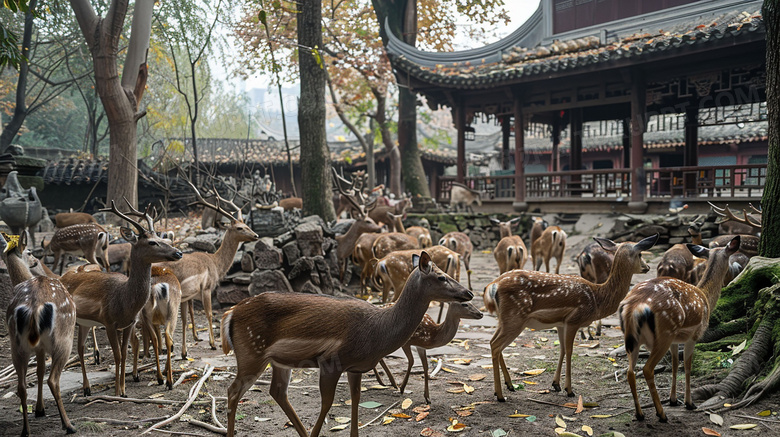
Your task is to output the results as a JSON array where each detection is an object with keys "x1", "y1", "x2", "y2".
[
  {"x1": 53, "y1": 252, "x2": 63, "y2": 275},
  {"x1": 372, "y1": 365, "x2": 386, "y2": 386},
  {"x1": 683, "y1": 340, "x2": 696, "y2": 410},
  {"x1": 643, "y1": 340, "x2": 673, "y2": 422},
  {"x1": 103, "y1": 327, "x2": 123, "y2": 397},
  {"x1": 164, "y1": 329, "x2": 174, "y2": 390},
  {"x1": 48, "y1": 347, "x2": 76, "y2": 434},
  {"x1": 310, "y1": 369, "x2": 343, "y2": 437},
  {"x1": 544, "y1": 257, "x2": 551, "y2": 273},
  {"x1": 270, "y1": 367, "x2": 309, "y2": 437},
  {"x1": 562, "y1": 325, "x2": 578, "y2": 397},
  {"x1": 131, "y1": 327, "x2": 140, "y2": 383},
  {"x1": 91, "y1": 326, "x2": 100, "y2": 365},
  {"x1": 626, "y1": 339, "x2": 644, "y2": 421},
  {"x1": 189, "y1": 300, "x2": 197, "y2": 340},
  {"x1": 77, "y1": 325, "x2": 92, "y2": 396},
  {"x1": 118, "y1": 324, "x2": 135, "y2": 396},
  {"x1": 554, "y1": 255, "x2": 562, "y2": 274},
  {"x1": 490, "y1": 324, "x2": 519, "y2": 402},
  {"x1": 13, "y1": 350, "x2": 30, "y2": 437},
  {"x1": 180, "y1": 300, "x2": 189, "y2": 359},
  {"x1": 399, "y1": 344, "x2": 415, "y2": 394},
  {"x1": 553, "y1": 327, "x2": 566, "y2": 392},
  {"x1": 34, "y1": 350, "x2": 46, "y2": 417},
  {"x1": 417, "y1": 347, "x2": 431, "y2": 405},
  {"x1": 203, "y1": 289, "x2": 217, "y2": 350},
  {"x1": 378, "y1": 358, "x2": 397, "y2": 389},
  {"x1": 668, "y1": 344, "x2": 679, "y2": 406},
  {"x1": 153, "y1": 324, "x2": 165, "y2": 386},
  {"x1": 347, "y1": 371, "x2": 362, "y2": 437},
  {"x1": 464, "y1": 256, "x2": 472, "y2": 291},
  {"x1": 226, "y1": 360, "x2": 270, "y2": 437}
]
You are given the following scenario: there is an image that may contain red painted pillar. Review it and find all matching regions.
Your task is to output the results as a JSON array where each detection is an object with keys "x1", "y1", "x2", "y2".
[
  {"x1": 629, "y1": 74, "x2": 648, "y2": 212},
  {"x1": 456, "y1": 103, "x2": 466, "y2": 183}
]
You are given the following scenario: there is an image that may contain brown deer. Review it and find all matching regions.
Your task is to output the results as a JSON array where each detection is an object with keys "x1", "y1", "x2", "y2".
[
  {"x1": 484, "y1": 234, "x2": 658, "y2": 400},
  {"x1": 333, "y1": 169, "x2": 382, "y2": 283},
  {"x1": 335, "y1": 217, "x2": 382, "y2": 283},
  {"x1": 372, "y1": 246, "x2": 461, "y2": 303},
  {"x1": 656, "y1": 244, "x2": 696, "y2": 281},
  {"x1": 53, "y1": 211, "x2": 96, "y2": 228},
  {"x1": 220, "y1": 251, "x2": 474, "y2": 437},
  {"x1": 372, "y1": 232, "x2": 420, "y2": 259},
  {"x1": 352, "y1": 232, "x2": 383, "y2": 292},
  {"x1": 576, "y1": 241, "x2": 615, "y2": 339},
  {"x1": 377, "y1": 302, "x2": 483, "y2": 404},
  {"x1": 449, "y1": 183, "x2": 482, "y2": 212},
  {"x1": 367, "y1": 198, "x2": 410, "y2": 229},
  {"x1": 43, "y1": 223, "x2": 110, "y2": 274},
  {"x1": 491, "y1": 218, "x2": 527, "y2": 274},
  {"x1": 130, "y1": 266, "x2": 182, "y2": 389},
  {"x1": 157, "y1": 181, "x2": 259, "y2": 358},
  {"x1": 407, "y1": 226, "x2": 433, "y2": 248},
  {"x1": 529, "y1": 216, "x2": 548, "y2": 247},
  {"x1": 279, "y1": 197, "x2": 303, "y2": 211},
  {"x1": 531, "y1": 225, "x2": 567, "y2": 274},
  {"x1": 2, "y1": 231, "x2": 77, "y2": 436},
  {"x1": 439, "y1": 231, "x2": 474, "y2": 290},
  {"x1": 709, "y1": 202, "x2": 761, "y2": 236},
  {"x1": 60, "y1": 202, "x2": 183, "y2": 397},
  {"x1": 620, "y1": 237, "x2": 740, "y2": 422}
]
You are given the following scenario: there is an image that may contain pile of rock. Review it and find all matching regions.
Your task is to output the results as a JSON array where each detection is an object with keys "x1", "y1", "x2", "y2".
[{"x1": 607, "y1": 212, "x2": 718, "y2": 250}]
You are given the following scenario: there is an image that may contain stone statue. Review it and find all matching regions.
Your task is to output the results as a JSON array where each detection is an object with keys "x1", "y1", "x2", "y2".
[{"x1": 0, "y1": 171, "x2": 43, "y2": 244}]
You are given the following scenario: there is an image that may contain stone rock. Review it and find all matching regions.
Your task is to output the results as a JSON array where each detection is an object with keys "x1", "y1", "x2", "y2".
[
  {"x1": 253, "y1": 240, "x2": 283, "y2": 270},
  {"x1": 331, "y1": 219, "x2": 355, "y2": 236},
  {"x1": 182, "y1": 234, "x2": 219, "y2": 253},
  {"x1": 299, "y1": 281, "x2": 322, "y2": 294},
  {"x1": 282, "y1": 241, "x2": 301, "y2": 265},
  {"x1": 249, "y1": 269, "x2": 293, "y2": 296},
  {"x1": 668, "y1": 237, "x2": 685, "y2": 244},
  {"x1": 227, "y1": 273, "x2": 252, "y2": 285},
  {"x1": 295, "y1": 221, "x2": 324, "y2": 257},
  {"x1": 252, "y1": 209, "x2": 290, "y2": 237},
  {"x1": 301, "y1": 215, "x2": 334, "y2": 237},
  {"x1": 241, "y1": 252, "x2": 255, "y2": 272},
  {"x1": 288, "y1": 256, "x2": 334, "y2": 295},
  {"x1": 215, "y1": 285, "x2": 250, "y2": 306},
  {"x1": 322, "y1": 237, "x2": 337, "y2": 254}
]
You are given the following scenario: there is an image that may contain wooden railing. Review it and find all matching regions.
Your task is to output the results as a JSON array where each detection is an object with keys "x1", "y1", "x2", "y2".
[
  {"x1": 645, "y1": 164, "x2": 766, "y2": 199},
  {"x1": 435, "y1": 164, "x2": 766, "y2": 203}
]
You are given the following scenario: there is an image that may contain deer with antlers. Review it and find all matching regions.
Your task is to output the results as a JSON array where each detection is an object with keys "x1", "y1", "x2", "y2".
[
  {"x1": 709, "y1": 202, "x2": 762, "y2": 236},
  {"x1": 60, "y1": 202, "x2": 182, "y2": 397},
  {"x1": 484, "y1": 234, "x2": 658, "y2": 400},
  {"x1": 491, "y1": 217, "x2": 528, "y2": 274},
  {"x1": 620, "y1": 237, "x2": 740, "y2": 422},
  {"x1": 220, "y1": 251, "x2": 474, "y2": 437},
  {"x1": 157, "y1": 181, "x2": 259, "y2": 358},
  {"x1": 439, "y1": 232, "x2": 474, "y2": 290},
  {"x1": 2, "y1": 231, "x2": 77, "y2": 436},
  {"x1": 42, "y1": 223, "x2": 110, "y2": 274}
]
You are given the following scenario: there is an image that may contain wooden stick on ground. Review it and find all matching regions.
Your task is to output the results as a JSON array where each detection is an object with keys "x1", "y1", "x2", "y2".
[
  {"x1": 74, "y1": 416, "x2": 168, "y2": 425},
  {"x1": 188, "y1": 418, "x2": 227, "y2": 435},
  {"x1": 359, "y1": 400, "x2": 400, "y2": 429},
  {"x1": 142, "y1": 364, "x2": 215, "y2": 434},
  {"x1": 80, "y1": 395, "x2": 182, "y2": 405},
  {"x1": 209, "y1": 394, "x2": 226, "y2": 430}
]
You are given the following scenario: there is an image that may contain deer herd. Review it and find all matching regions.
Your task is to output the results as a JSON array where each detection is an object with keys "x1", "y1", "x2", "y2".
[{"x1": 0, "y1": 174, "x2": 762, "y2": 437}]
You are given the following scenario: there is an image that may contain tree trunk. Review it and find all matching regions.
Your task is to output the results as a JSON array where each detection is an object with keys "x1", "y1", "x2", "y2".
[
  {"x1": 298, "y1": 0, "x2": 335, "y2": 221},
  {"x1": 372, "y1": 88, "x2": 402, "y2": 196},
  {"x1": 0, "y1": 0, "x2": 36, "y2": 153},
  {"x1": 761, "y1": 0, "x2": 780, "y2": 258}
]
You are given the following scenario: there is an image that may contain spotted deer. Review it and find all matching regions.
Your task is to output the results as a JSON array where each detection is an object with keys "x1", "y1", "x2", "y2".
[
  {"x1": 60, "y1": 202, "x2": 183, "y2": 397},
  {"x1": 372, "y1": 246, "x2": 461, "y2": 303},
  {"x1": 484, "y1": 234, "x2": 658, "y2": 400},
  {"x1": 576, "y1": 241, "x2": 615, "y2": 338},
  {"x1": 406, "y1": 226, "x2": 433, "y2": 248},
  {"x1": 372, "y1": 232, "x2": 420, "y2": 259},
  {"x1": 491, "y1": 218, "x2": 527, "y2": 274},
  {"x1": 620, "y1": 237, "x2": 740, "y2": 422},
  {"x1": 439, "y1": 231, "x2": 474, "y2": 290},
  {"x1": 220, "y1": 251, "x2": 474, "y2": 437},
  {"x1": 53, "y1": 211, "x2": 96, "y2": 228},
  {"x1": 2, "y1": 231, "x2": 77, "y2": 436},
  {"x1": 656, "y1": 244, "x2": 696, "y2": 281},
  {"x1": 352, "y1": 232, "x2": 383, "y2": 292},
  {"x1": 531, "y1": 225, "x2": 567, "y2": 274},
  {"x1": 43, "y1": 223, "x2": 110, "y2": 274},
  {"x1": 157, "y1": 181, "x2": 259, "y2": 358},
  {"x1": 376, "y1": 302, "x2": 483, "y2": 404}
]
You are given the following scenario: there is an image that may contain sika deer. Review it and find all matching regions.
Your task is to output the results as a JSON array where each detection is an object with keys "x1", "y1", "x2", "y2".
[
  {"x1": 335, "y1": 217, "x2": 381, "y2": 283},
  {"x1": 220, "y1": 251, "x2": 474, "y2": 437},
  {"x1": 352, "y1": 232, "x2": 383, "y2": 292},
  {"x1": 620, "y1": 237, "x2": 740, "y2": 422},
  {"x1": 2, "y1": 231, "x2": 77, "y2": 436},
  {"x1": 372, "y1": 232, "x2": 420, "y2": 259},
  {"x1": 576, "y1": 242, "x2": 615, "y2": 338},
  {"x1": 656, "y1": 244, "x2": 696, "y2": 281},
  {"x1": 407, "y1": 226, "x2": 433, "y2": 248},
  {"x1": 53, "y1": 211, "x2": 96, "y2": 228},
  {"x1": 157, "y1": 181, "x2": 259, "y2": 357},
  {"x1": 484, "y1": 234, "x2": 658, "y2": 400},
  {"x1": 378, "y1": 302, "x2": 483, "y2": 404},
  {"x1": 43, "y1": 223, "x2": 110, "y2": 274},
  {"x1": 531, "y1": 225, "x2": 567, "y2": 274},
  {"x1": 529, "y1": 216, "x2": 548, "y2": 247},
  {"x1": 491, "y1": 218, "x2": 527, "y2": 274},
  {"x1": 372, "y1": 246, "x2": 461, "y2": 303},
  {"x1": 60, "y1": 202, "x2": 183, "y2": 397},
  {"x1": 439, "y1": 231, "x2": 474, "y2": 290}
]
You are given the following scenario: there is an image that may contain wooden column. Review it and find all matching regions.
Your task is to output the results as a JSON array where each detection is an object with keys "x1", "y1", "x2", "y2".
[
  {"x1": 629, "y1": 74, "x2": 647, "y2": 212},
  {"x1": 622, "y1": 118, "x2": 631, "y2": 168},
  {"x1": 501, "y1": 116, "x2": 511, "y2": 170},
  {"x1": 684, "y1": 106, "x2": 699, "y2": 166},
  {"x1": 570, "y1": 108, "x2": 583, "y2": 172},
  {"x1": 456, "y1": 102, "x2": 466, "y2": 182},
  {"x1": 551, "y1": 114, "x2": 561, "y2": 172},
  {"x1": 513, "y1": 98, "x2": 527, "y2": 211}
]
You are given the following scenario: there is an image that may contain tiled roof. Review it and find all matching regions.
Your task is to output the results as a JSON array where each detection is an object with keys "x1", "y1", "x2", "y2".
[{"x1": 390, "y1": 8, "x2": 764, "y2": 89}]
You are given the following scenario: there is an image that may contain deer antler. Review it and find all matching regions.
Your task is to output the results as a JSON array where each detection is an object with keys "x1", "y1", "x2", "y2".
[
  {"x1": 101, "y1": 200, "x2": 148, "y2": 234},
  {"x1": 749, "y1": 203, "x2": 762, "y2": 215},
  {"x1": 332, "y1": 167, "x2": 365, "y2": 219},
  {"x1": 185, "y1": 179, "x2": 239, "y2": 223},
  {"x1": 708, "y1": 202, "x2": 762, "y2": 229},
  {"x1": 123, "y1": 197, "x2": 155, "y2": 232}
]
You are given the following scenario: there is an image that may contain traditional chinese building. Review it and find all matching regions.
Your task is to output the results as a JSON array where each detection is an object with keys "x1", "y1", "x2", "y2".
[{"x1": 388, "y1": 0, "x2": 767, "y2": 213}]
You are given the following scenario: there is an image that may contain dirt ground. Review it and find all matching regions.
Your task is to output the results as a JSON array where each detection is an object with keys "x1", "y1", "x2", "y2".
[{"x1": 1, "y1": 234, "x2": 779, "y2": 437}]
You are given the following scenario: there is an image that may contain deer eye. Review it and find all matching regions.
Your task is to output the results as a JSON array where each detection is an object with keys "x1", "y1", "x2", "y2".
[
  {"x1": 438, "y1": 276, "x2": 446, "y2": 282},
  {"x1": 148, "y1": 241, "x2": 159, "y2": 246}
]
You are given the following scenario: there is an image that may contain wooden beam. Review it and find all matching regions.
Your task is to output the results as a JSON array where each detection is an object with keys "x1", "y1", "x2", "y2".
[
  {"x1": 456, "y1": 101, "x2": 466, "y2": 182},
  {"x1": 513, "y1": 98, "x2": 527, "y2": 211}
]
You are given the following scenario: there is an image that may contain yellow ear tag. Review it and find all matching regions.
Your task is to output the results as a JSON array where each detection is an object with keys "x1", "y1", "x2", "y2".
[{"x1": 1, "y1": 233, "x2": 20, "y2": 253}]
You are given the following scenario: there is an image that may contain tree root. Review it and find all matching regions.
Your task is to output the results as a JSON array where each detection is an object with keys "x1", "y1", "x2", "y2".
[{"x1": 700, "y1": 315, "x2": 756, "y2": 344}]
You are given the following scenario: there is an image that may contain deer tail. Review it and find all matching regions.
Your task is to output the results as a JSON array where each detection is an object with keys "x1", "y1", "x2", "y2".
[
  {"x1": 483, "y1": 281, "x2": 499, "y2": 314},
  {"x1": 221, "y1": 309, "x2": 234, "y2": 355},
  {"x1": 15, "y1": 303, "x2": 54, "y2": 348},
  {"x1": 620, "y1": 303, "x2": 654, "y2": 355}
]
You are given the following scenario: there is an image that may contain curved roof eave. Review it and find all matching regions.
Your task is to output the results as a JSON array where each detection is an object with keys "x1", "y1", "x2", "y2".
[{"x1": 385, "y1": 3, "x2": 544, "y2": 68}]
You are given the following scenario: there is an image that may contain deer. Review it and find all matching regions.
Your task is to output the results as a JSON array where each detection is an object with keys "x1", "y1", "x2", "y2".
[
  {"x1": 407, "y1": 226, "x2": 433, "y2": 248},
  {"x1": 372, "y1": 232, "x2": 420, "y2": 259},
  {"x1": 220, "y1": 251, "x2": 474, "y2": 437},
  {"x1": 620, "y1": 236, "x2": 740, "y2": 422},
  {"x1": 60, "y1": 202, "x2": 183, "y2": 397},
  {"x1": 53, "y1": 211, "x2": 96, "y2": 228},
  {"x1": 377, "y1": 302, "x2": 483, "y2": 404},
  {"x1": 352, "y1": 232, "x2": 383, "y2": 293},
  {"x1": 709, "y1": 202, "x2": 761, "y2": 236},
  {"x1": 372, "y1": 246, "x2": 461, "y2": 303},
  {"x1": 576, "y1": 241, "x2": 615, "y2": 339},
  {"x1": 484, "y1": 234, "x2": 658, "y2": 401},
  {"x1": 531, "y1": 225, "x2": 567, "y2": 274},
  {"x1": 439, "y1": 231, "x2": 474, "y2": 290},
  {"x1": 449, "y1": 182, "x2": 482, "y2": 212},
  {"x1": 42, "y1": 223, "x2": 110, "y2": 274},
  {"x1": 656, "y1": 244, "x2": 696, "y2": 281},
  {"x1": 491, "y1": 217, "x2": 528, "y2": 274},
  {"x1": 2, "y1": 231, "x2": 77, "y2": 436},
  {"x1": 529, "y1": 216, "x2": 548, "y2": 247},
  {"x1": 279, "y1": 197, "x2": 303, "y2": 211},
  {"x1": 333, "y1": 169, "x2": 382, "y2": 283},
  {"x1": 157, "y1": 181, "x2": 259, "y2": 358},
  {"x1": 367, "y1": 198, "x2": 410, "y2": 229}
]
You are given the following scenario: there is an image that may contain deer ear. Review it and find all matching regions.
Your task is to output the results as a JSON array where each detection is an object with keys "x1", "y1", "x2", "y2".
[
  {"x1": 686, "y1": 243, "x2": 709, "y2": 258},
  {"x1": 120, "y1": 226, "x2": 138, "y2": 243},
  {"x1": 19, "y1": 229, "x2": 29, "y2": 251},
  {"x1": 726, "y1": 235, "x2": 741, "y2": 254},
  {"x1": 416, "y1": 251, "x2": 432, "y2": 274},
  {"x1": 594, "y1": 237, "x2": 618, "y2": 252},
  {"x1": 635, "y1": 233, "x2": 660, "y2": 252},
  {"x1": 0, "y1": 234, "x2": 8, "y2": 254}
]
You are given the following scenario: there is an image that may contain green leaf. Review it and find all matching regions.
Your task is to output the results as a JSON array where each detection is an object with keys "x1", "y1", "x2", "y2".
[
  {"x1": 359, "y1": 401, "x2": 382, "y2": 409},
  {"x1": 492, "y1": 429, "x2": 508, "y2": 437},
  {"x1": 526, "y1": 415, "x2": 537, "y2": 422},
  {"x1": 258, "y1": 10, "x2": 267, "y2": 26}
]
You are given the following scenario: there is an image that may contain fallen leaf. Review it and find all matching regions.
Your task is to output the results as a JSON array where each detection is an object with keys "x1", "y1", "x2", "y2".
[
  {"x1": 562, "y1": 415, "x2": 577, "y2": 421},
  {"x1": 452, "y1": 358, "x2": 472, "y2": 365},
  {"x1": 583, "y1": 402, "x2": 599, "y2": 408},
  {"x1": 582, "y1": 425, "x2": 593, "y2": 436},
  {"x1": 730, "y1": 424, "x2": 758, "y2": 430},
  {"x1": 416, "y1": 411, "x2": 430, "y2": 422},
  {"x1": 557, "y1": 433, "x2": 584, "y2": 437},
  {"x1": 731, "y1": 339, "x2": 747, "y2": 356},
  {"x1": 334, "y1": 417, "x2": 351, "y2": 423},
  {"x1": 556, "y1": 415, "x2": 567, "y2": 428},
  {"x1": 413, "y1": 405, "x2": 431, "y2": 414},
  {"x1": 509, "y1": 413, "x2": 531, "y2": 418},
  {"x1": 291, "y1": 378, "x2": 303, "y2": 384},
  {"x1": 401, "y1": 398, "x2": 413, "y2": 410},
  {"x1": 492, "y1": 429, "x2": 508, "y2": 437},
  {"x1": 702, "y1": 427, "x2": 722, "y2": 436},
  {"x1": 446, "y1": 421, "x2": 467, "y2": 432},
  {"x1": 254, "y1": 417, "x2": 271, "y2": 422},
  {"x1": 382, "y1": 416, "x2": 394, "y2": 425},
  {"x1": 463, "y1": 384, "x2": 475, "y2": 394},
  {"x1": 359, "y1": 401, "x2": 382, "y2": 409},
  {"x1": 442, "y1": 368, "x2": 459, "y2": 374},
  {"x1": 710, "y1": 413, "x2": 724, "y2": 426},
  {"x1": 447, "y1": 388, "x2": 465, "y2": 394},
  {"x1": 469, "y1": 374, "x2": 487, "y2": 381},
  {"x1": 391, "y1": 413, "x2": 411, "y2": 419},
  {"x1": 590, "y1": 414, "x2": 612, "y2": 418},
  {"x1": 539, "y1": 337, "x2": 549, "y2": 342},
  {"x1": 456, "y1": 410, "x2": 472, "y2": 417},
  {"x1": 523, "y1": 368, "x2": 546, "y2": 376},
  {"x1": 526, "y1": 415, "x2": 537, "y2": 422},
  {"x1": 329, "y1": 424, "x2": 349, "y2": 431},
  {"x1": 757, "y1": 409, "x2": 772, "y2": 417},
  {"x1": 522, "y1": 380, "x2": 538, "y2": 385},
  {"x1": 555, "y1": 427, "x2": 567, "y2": 434},
  {"x1": 575, "y1": 395, "x2": 584, "y2": 414},
  {"x1": 368, "y1": 385, "x2": 388, "y2": 390}
]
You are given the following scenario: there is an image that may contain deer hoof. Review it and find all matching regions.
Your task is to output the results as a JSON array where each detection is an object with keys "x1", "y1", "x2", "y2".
[
  {"x1": 83, "y1": 387, "x2": 91, "y2": 397},
  {"x1": 133, "y1": 374, "x2": 140, "y2": 383},
  {"x1": 166, "y1": 381, "x2": 173, "y2": 390},
  {"x1": 120, "y1": 393, "x2": 128, "y2": 399},
  {"x1": 65, "y1": 425, "x2": 77, "y2": 434},
  {"x1": 34, "y1": 408, "x2": 45, "y2": 418},
  {"x1": 552, "y1": 382, "x2": 562, "y2": 392},
  {"x1": 566, "y1": 389, "x2": 576, "y2": 398},
  {"x1": 685, "y1": 402, "x2": 696, "y2": 410},
  {"x1": 668, "y1": 399, "x2": 679, "y2": 407},
  {"x1": 210, "y1": 345, "x2": 217, "y2": 351},
  {"x1": 93, "y1": 354, "x2": 100, "y2": 365},
  {"x1": 658, "y1": 413, "x2": 668, "y2": 423},
  {"x1": 635, "y1": 412, "x2": 645, "y2": 421},
  {"x1": 506, "y1": 382, "x2": 516, "y2": 392},
  {"x1": 157, "y1": 378, "x2": 164, "y2": 386}
]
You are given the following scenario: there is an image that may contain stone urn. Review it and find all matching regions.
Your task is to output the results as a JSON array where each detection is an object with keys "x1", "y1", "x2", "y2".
[{"x1": 0, "y1": 171, "x2": 43, "y2": 244}]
